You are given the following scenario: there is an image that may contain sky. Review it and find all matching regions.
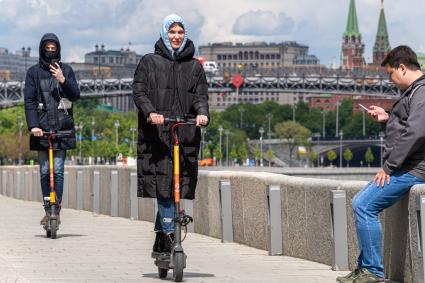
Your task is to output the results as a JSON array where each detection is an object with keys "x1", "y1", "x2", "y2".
[{"x1": 0, "y1": 0, "x2": 424, "y2": 67}]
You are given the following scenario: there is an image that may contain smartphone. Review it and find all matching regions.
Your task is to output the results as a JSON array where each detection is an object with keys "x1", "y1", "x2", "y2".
[
  {"x1": 50, "y1": 59, "x2": 59, "y2": 68},
  {"x1": 358, "y1": 103, "x2": 369, "y2": 111}
]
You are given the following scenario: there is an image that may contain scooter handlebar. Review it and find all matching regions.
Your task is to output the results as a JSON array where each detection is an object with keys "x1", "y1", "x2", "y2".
[{"x1": 146, "y1": 117, "x2": 196, "y2": 125}]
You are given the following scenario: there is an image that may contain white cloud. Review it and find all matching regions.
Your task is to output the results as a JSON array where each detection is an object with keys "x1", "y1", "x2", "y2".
[
  {"x1": 0, "y1": 0, "x2": 424, "y2": 67},
  {"x1": 232, "y1": 10, "x2": 294, "y2": 36}
]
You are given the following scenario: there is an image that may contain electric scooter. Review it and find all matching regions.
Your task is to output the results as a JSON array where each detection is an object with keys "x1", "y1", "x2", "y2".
[
  {"x1": 35, "y1": 130, "x2": 73, "y2": 239},
  {"x1": 148, "y1": 117, "x2": 195, "y2": 282}
]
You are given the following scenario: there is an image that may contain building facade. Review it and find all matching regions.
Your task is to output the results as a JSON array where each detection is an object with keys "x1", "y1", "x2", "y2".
[
  {"x1": 341, "y1": 0, "x2": 365, "y2": 71},
  {"x1": 199, "y1": 41, "x2": 319, "y2": 73},
  {"x1": 84, "y1": 44, "x2": 142, "y2": 67},
  {"x1": 0, "y1": 47, "x2": 38, "y2": 80}
]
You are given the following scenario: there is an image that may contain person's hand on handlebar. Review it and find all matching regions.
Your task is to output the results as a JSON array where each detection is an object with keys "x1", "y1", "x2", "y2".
[
  {"x1": 31, "y1": 127, "x2": 43, "y2": 137},
  {"x1": 196, "y1": 115, "x2": 208, "y2": 126},
  {"x1": 149, "y1": 112, "x2": 164, "y2": 125}
]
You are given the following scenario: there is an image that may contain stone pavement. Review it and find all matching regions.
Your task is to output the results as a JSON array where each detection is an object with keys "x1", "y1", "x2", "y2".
[{"x1": 0, "y1": 195, "x2": 347, "y2": 283}]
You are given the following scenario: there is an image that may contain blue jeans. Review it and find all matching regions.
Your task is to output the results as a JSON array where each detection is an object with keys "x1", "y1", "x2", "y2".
[
  {"x1": 352, "y1": 171, "x2": 425, "y2": 277},
  {"x1": 154, "y1": 196, "x2": 175, "y2": 233},
  {"x1": 38, "y1": 150, "x2": 67, "y2": 209}
]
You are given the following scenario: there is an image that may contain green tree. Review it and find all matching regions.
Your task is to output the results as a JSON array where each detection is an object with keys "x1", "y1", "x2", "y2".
[
  {"x1": 264, "y1": 148, "x2": 275, "y2": 167},
  {"x1": 203, "y1": 144, "x2": 211, "y2": 158},
  {"x1": 274, "y1": 121, "x2": 311, "y2": 166},
  {"x1": 213, "y1": 146, "x2": 222, "y2": 164},
  {"x1": 254, "y1": 144, "x2": 260, "y2": 165},
  {"x1": 230, "y1": 145, "x2": 238, "y2": 165},
  {"x1": 327, "y1": 150, "x2": 337, "y2": 166},
  {"x1": 343, "y1": 148, "x2": 353, "y2": 167},
  {"x1": 365, "y1": 147, "x2": 374, "y2": 167},
  {"x1": 308, "y1": 149, "x2": 318, "y2": 167},
  {"x1": 238, "y1": 145, "x2": 249, "y2": 165}
]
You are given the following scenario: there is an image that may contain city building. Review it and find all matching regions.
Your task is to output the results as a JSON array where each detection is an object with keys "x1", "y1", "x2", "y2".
[
  {"x1": 308, "y1": 94, "x2": 346, "y2": 111},
  {"x1": 0, "y1": 47, "x2": 38, "y2": 80},
  {"x1": 84, "y1": 44, "x2": 142, "y2": 67},
  {"x1": 208, "y1": 91, "x2": 309, "y2": 112},
  {"x1": 341, "y1": 0, "x2": 366, "y2": 71},
  {"x1": 199, "y1": 41, "x2": 320, "y2": 74}
]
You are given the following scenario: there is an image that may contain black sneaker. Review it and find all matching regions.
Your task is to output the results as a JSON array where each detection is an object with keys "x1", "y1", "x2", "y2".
[
  {"x1": 162, "y1": 233, "x2": 175, "y2": 255},
  {"x1": 336, "y1": 268, "x2": 361, "y2": 282},
  {"x1": 153, "y1": 232, "x2": 164, "y2": 253}
]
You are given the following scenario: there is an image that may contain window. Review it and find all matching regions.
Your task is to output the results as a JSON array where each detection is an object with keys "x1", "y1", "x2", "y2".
[
  {"x1": 223, "y1": 55, "x2": 227, "y2": 60},
  {"x1": 244, "y1": 51, "x2": 248, "y2": 60},
  {"x1": 266, "y1": 54, "x2": 270, "y2": 60},
  {"x1": 101, "y1": 57, "x2": 105, "y2": 63},
  {"x1": 109, "y1": 57, "x2": 113, "y2": 63},
  {"x1": 217, "y1": 55, "x2": 222, "y2": 60},
  {"x1": 93, "y1": 57, "x2": 98, "y2": 63},
  {"x1": 239, "y1": 52, "x2": 243, "y2": 60},
  {"x1": 255, "y1": 51, "x2": 259, "y2": 59},
  {"x1": 233, "y1": 54, "x2": 237, "y2": 60},
  {"x1": 271, "y1": 54, "x2": 275, "y2": 60},
  {"x1": 260, "y1": 54, "x2": 264, "y2": 59},
  {"x1": 276, "y1": 54, "x2": 281, "y2": 59},
  {"x1": 249, "y1": 51, "x2": 253, "y2": 60}
]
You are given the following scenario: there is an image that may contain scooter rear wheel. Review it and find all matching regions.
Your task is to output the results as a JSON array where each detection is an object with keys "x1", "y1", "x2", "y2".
[
  {"x1": 158, "y1": 267, "x2": 168, "y2": 278},
  {"x1": 172, "y1": 252, "x2": 184, "y2": 282},
  {"x1": 46, "y1": 229, "x2": 51, "y2": 238}
]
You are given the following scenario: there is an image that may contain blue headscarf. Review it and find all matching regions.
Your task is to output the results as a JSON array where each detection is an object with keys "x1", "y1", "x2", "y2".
[{"x1": 160, "y1": 14, "x2": 188, "y2": 57}]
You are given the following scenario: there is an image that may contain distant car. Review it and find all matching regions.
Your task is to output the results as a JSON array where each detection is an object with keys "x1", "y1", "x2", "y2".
[
  {"x1": 199, "y1": 158, "x2": 214, "y2": 166},
  {"x1": 203, "y1": 61, "x2": 219, "y2": 75}
]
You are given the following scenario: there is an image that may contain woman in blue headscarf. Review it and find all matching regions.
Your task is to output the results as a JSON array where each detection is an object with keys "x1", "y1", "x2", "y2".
[{"x1": 133, "y1": 14, "x2": 209, "y2": 254}]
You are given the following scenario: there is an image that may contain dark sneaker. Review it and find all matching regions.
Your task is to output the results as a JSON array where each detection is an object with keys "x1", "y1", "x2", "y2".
[
  {"x1": 40, "y1": 214, "x2": 49, "y2": 226},
  {"x1": 162, "y1": 233, "x2": 175, "y2": 255},
  {"x1": 353, "y1": 268, "x2": 385, "y2": 283},
  {"x1": 336, "y1": 268, "x2": 361, "y2": 282},
  {"x1": 153, "y1": 232, "x2": 164, "y2": 253}
]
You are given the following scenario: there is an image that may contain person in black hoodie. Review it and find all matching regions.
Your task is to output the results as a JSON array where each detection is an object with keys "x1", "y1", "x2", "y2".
[
  {"x1": 24, "y1": 33, "x2": 80, "y2": 226},
  {"x1": 132, "y1": 14, "x2": 209, "y2": 255}
]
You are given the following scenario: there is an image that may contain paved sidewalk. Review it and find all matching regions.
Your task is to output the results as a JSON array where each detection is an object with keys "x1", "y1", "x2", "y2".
[{"x1": 0, "y1": 195, "x2": 347, "y2": 283}]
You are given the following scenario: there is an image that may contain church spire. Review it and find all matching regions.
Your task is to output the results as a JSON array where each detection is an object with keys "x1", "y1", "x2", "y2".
[
  {"x1": 344, "y1": 0, "x2": 360, "y2": 37},
  {"x1": 341, "y1": 0, "x2": 365, "y2": 71},
  {"x1": 373, "y1": 0, "x2": 391, "y2": 65}
]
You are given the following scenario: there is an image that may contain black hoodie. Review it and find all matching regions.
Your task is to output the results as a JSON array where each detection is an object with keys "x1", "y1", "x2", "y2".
[
  {"x1": 38, "y1": 33, "x2": 62, "y2": 70},
  {"x1": 24, "y1": 33, "x2": 80, "y2": 151}
]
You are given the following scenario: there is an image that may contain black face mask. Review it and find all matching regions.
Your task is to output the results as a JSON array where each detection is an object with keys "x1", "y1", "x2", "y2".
[{"x1": 44, "y1": 50, "x2": 58, "y2": 61}]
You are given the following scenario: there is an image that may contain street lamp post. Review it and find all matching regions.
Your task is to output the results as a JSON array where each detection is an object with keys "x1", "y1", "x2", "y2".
[
  {"x1": 362, "y1": 109, "x2": 366, "y2": 136},
  {"x1": 225, "y1": 129, "x2": 230, "y2": 166},
  {"x1": 336, "y1": 101, "x2": 340, "y2": 137},
  {"x1": 218, "y1": 126, "x2": 223, "y2": 166},
  {"x1": 292, "y1": 104, "x2": 297, "y2": 122},
  {"x1": 266, "y1": 113, "x2": 273, "y2": 149},
  {"x1": 18, "y1": 115, "x2": 23, "y2": 165},
  {"x1": 259, "y1": 127, "x2": 264, "y2": 167},
  {"x1": 75, "y1": 123, "x2": 83, "y2": 163},
  {"x1": 339, "y1": 130, "x2": 343, "y2": 168},
  {"x1": 379, "y1": 132, "x2": 384, "y2": 167},
  {"x1": 114, "y1": 120, "x2": 120, "y2": 148},
  {"x1": 321, "y1": 110, "x2": 326, "y2": 137},
  {"x1": 91, "y1": 118, "x2": 95, "y2": 161},
  {"x1": 130, "y1": 127, "x2": 137, "y2": 156},
  {"x1": 238, "y1": 107, "x2": 245, "y2": 128}
]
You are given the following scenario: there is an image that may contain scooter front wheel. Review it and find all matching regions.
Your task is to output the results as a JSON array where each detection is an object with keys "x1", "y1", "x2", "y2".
[{"x1": 172, "y1": 252, "x2": 185, "y2": 282}]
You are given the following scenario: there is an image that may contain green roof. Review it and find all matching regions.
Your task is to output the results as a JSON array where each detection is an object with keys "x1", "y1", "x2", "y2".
[
  {"x1": 373, "y1": 0, "x2": 390, "y2": 52},
  {"x1": 96, "y1": 103, "x2": 121, "y2": 113},
  {"x1": 344, "y1": 0, "x2": 361, "y2": 37}
]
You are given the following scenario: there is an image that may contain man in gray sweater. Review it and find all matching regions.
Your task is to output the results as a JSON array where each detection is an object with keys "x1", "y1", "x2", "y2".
[{"x1": 337, "y1": 46, "x2": 425, "y2": 283}]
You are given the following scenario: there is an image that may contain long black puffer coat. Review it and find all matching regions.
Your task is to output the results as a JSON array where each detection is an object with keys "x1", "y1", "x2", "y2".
[
  {"x1": 132, "y1": 38, "x2": 209, "y2": 200},
  {"x1": 24, "y1": 33, "x2": 80, "y2": 150}
]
